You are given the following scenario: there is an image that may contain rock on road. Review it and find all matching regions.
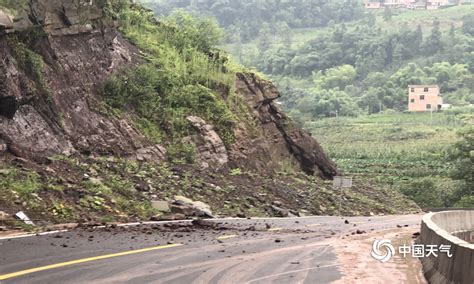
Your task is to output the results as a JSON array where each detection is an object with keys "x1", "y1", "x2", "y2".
[{"x1": 0, "y1": 215, "x2": 424, "y2": 284}]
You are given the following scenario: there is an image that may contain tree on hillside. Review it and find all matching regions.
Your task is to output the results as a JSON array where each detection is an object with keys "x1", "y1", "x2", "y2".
[
  {"x1": 415, "y1": 24, "x2": 423, "y2": 52},
  {"x1": 383, "y1": 7, "x2": 392, "y2": 22},
  {"x1": 449, "y1": 126, "x2": 474, "y2": 206},
  {"x1": 449, "y1": 22, "x2": 456, "y2": 38},
  {"x1": 257, "y1": 23, "x2": 272, "y2": 55},
  {"x1": 365, "y1": 13, "x2": 376, "y2": 27},
  {"x1": 297, "y1": 89, "x2": 359, "y2": 118},
  {"x1": 277, "y1": 21, "x2": 292, "y2": 48},
  {"x1": 423, "y1": 19, "x2": 443, "y2": 54},
  {"x1": 163, "y1": 11, "x2": 223, "y2": 54},
  {"x1": 462, "y1": 13, "x2": 474, "y2": 36},
  {"x1": 313, "y1": 65, "x2": 357, "y2": 90}
]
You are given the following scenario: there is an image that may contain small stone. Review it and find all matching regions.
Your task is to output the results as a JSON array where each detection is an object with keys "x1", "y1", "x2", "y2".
[
  {"x1": 275, "y1": 239, "x2": 282, "y2": 243},
  {"x1": 0, "y1": 211, "x2": 10, "y2": 220},
  {"x1": 272, "y1": 201, "x2": 282, "y2": 207}
]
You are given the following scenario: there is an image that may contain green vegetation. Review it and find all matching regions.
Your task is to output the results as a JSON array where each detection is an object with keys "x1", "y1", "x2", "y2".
[
  {"x1": 449, "y1": 125, "x2": 474, "y2": 207},
  {"x1": 0, "y1": 0, "x2": 27, "y2": 13},
  {"x1": 306, "y1": 111, "x2": 472, "y2": 207},
  {"x1": 0, "y1": 169, "x2": 40, "y2": 198},
  {"x1": 269, "y1": 16, "x2": 474, "y2": 120},
  {"x1": 140, "y1": 0, "x2": 365, "y2": 42},
  {"x1": 141, "y1": 0, "x2": 474, "y2": 208},
  {"x1": 142, "y1": 1, "x2": 474, "y2": 118},
  {"x1": 101, "y1": 3, "x2": 241, "y2": 158},
  {"x1": 0, "y1": 158, "x2": 162, "y2": 224},
  {"x1": 7, "y1": 35, "x2": 46, "y2": 85}
]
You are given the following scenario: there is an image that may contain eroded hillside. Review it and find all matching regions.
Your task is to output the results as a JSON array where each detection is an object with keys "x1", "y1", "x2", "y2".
[{"x1": 0, "y1": 0, "x2": 419, "y2": 228}]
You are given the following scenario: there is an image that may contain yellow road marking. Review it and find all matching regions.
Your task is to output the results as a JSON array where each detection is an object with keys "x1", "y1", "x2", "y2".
[
  {"x1": 0, "y1": 244, "x2": 182, "y2": 281},
  {"x1": 216, "y1": 234, "x2": 239, "y2": 240},
  {"x1": 268, "y1": 227, "x2": 283, "y2": 231},
  {"x1": 305, "y1": 223, "x2": 321, "y2": 227}
]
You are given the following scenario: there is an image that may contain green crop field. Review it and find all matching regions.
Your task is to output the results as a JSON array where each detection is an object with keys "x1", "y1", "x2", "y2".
[{"x1": 304, "y1": 110, "x2": 472, "y2": 208}]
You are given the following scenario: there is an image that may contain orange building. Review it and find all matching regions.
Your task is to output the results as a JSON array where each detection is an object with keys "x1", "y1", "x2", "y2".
[{"x1": 408, "y1": 85, "x2": 443, "y2": 112}]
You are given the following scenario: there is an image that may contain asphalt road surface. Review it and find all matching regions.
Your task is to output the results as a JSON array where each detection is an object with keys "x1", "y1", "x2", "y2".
[{"x1": 0, "y1": 215, "x2": 422, "y2": 284}]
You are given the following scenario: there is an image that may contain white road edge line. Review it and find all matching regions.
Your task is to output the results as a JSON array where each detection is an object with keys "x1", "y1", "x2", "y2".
[
  {"x1": 0, "y1": 214, "x2": 413, "y2": 240},
  {"x1": 0, "y1": 230, "x2": 69, "y2": 241},
  {"x1": 0, "y1": 221, "x2": 193, "y2": 241}
]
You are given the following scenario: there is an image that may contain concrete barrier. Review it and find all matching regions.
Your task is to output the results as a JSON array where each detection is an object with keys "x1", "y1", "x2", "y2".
[{"x1": 418, "y1": 210, "x2": 474, "y2": 284}]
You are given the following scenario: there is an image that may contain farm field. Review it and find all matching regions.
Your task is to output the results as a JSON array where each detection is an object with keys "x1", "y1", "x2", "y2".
[{"x1": 305, "y1": 111, "x2": 471, "y2": 207}]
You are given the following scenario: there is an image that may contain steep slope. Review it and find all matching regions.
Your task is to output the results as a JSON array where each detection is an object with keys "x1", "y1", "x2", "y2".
[
  {"x1": 0, "y1": 0, "x2": 418, "y2": 228},
  {"x1": 0, "y1": 0, "x2": 337, "y2": 178}
]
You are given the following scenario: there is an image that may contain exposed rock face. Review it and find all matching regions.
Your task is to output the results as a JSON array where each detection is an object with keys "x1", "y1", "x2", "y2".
[
  {"x1": 1, "y1": 0, "x2": 107, "y2": 35},
  {"x1": 0, "y1": 0, "x2": 153, "y2": 158},
  {"x1": 135, "y1": 145, "x2": 167, "y2": 162},
  {"x1": 28, "y1": 0, "x2": 104, "y2": 36},
  {"x1": 0, "y1": 0, "x2": 336, "y2": 179},
  {"x1": 185, "y1": 116, "x2": 228, "y2": 169},
  {"x1": 230, "y1": 73, "x2": 339, "y2": 178}
]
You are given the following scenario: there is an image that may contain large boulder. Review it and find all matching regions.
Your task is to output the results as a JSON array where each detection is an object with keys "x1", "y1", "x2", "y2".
[
  {"x1": 170, "y1": 195, "x2": 214, "y2": 218},
  {"x1": 0, "y1": 9, "x2": 14, "y2": 34},
  {"x1": 185, "y1": 116, "x2": 228, "y2": 169},
  {"x1": 151, "y1": 200, "x2": 170, "y2": 213}
]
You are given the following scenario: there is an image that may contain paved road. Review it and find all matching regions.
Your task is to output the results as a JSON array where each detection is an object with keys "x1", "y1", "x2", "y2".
[{"x1": 0, "y1": 215, "x2": 422, "y2": 284}]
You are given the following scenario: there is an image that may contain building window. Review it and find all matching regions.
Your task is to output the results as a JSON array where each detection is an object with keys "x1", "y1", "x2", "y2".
[
  {"x1": 426, "y1": 104, "x2": 431, "y2": 109},
  {"x1": 411, "y1": 88, "x2": 415, "y2": 92},
  {"x1": 410, "y1": 99, "x2": 415, "y2": 103},
  {"x1": 420, "y1": 95, "x2": 425, "y2": 100},
  {"x1": 424, "y1": 87, "x2": 429, "y2": 92}
]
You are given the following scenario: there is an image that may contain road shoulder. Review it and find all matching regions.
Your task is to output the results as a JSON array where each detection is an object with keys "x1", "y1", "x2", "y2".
[{"x1": 332, "y1": 227, "x2": 427, "y2": 284}]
